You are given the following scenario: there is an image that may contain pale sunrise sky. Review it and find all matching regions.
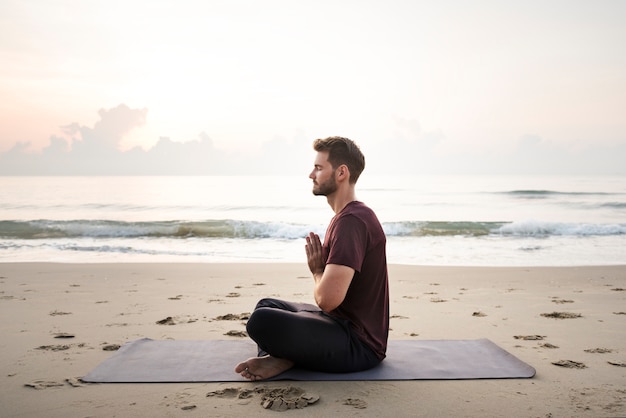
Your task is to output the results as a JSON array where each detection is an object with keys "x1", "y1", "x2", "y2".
[{"x1": 1, "y1": 0, "x2": 625, "y2": 175}]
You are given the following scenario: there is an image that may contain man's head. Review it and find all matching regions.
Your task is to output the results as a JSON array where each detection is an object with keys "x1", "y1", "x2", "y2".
[{"x1": 312, "y1": 136, "x2": 365, "y2": 185}]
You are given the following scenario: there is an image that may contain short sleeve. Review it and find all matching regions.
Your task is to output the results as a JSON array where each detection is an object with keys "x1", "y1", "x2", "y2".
[{"x1": 326, "y1": 214, "x2": 367, "y2": 272}]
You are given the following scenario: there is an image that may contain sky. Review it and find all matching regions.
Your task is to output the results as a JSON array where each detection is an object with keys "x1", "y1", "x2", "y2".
[{"x1": 1, "y1": 0, "x2": 625, "y2": 175}]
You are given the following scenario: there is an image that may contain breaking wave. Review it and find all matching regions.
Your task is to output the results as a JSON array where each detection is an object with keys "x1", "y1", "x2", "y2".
[{"x1": 2, "y1": 219, "x2": 624, "y2": 240}]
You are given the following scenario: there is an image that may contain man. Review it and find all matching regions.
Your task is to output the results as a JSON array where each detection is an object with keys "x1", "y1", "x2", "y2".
[{"x1": 235, "y1": 136, "x2": 389, "y2": 381}]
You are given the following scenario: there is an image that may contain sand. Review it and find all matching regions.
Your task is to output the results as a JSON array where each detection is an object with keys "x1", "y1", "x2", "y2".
[{"x1": 0, "y1": 263, "x2": 624, "y2": 417}]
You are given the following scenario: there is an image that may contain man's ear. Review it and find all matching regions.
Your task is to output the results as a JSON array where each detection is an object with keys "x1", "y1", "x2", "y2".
[{"x1": 336, "y1": 164, "x2": 350, "y2": 182}]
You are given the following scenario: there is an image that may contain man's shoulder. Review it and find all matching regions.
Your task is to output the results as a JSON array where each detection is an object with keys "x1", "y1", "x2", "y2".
[
  {"x1": 343, "y1": 201, "x2": 378, "y2": 219},
  {"x1": 337, "y1": 202, "x2": 383, "y2": 233},
  {"x1": 344, "y1": 200, "x2": 372, "y2": 213}
]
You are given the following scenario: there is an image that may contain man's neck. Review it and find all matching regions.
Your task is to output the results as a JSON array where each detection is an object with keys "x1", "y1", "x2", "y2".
[{"x1": 326, "y1": 187, "x2": 357, "y2": 214}]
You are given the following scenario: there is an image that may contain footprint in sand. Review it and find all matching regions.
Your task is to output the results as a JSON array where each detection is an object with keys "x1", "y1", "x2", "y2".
[
  {"x1": 224, "y1": 330, "x2": 248, "y2": 337},
  {"x1": 343, "y1": 398, "x2": 368, "y2": 409},
  {"x1": 552, "y1": 360, "x2": 587, "y2": 369},
  {"x1": 207, "y1": 386, "x2": 319, "y2": 411},
  {"x1": 540, "y1": 343, "x2": 559, "y2": 349},
  {"x1": 156, "y1": 315, "x2": 198, "y2": 325},
  {"x1": 24, "y1": 380, "x2": 65, "y2": 389},
  {"x1": 207, "y1": 387, "x2": 253, "y2": 399},
  {"x1": 102, "y1": 344, "x2": 121, "y2": 351},
  {"x1": 180, "y1": 405, "x2": 196, "y2": 410},
  {"x1": 584, "y1": 348, "x2": 613, "y2": 353},
  {"x1": 540, "y1": 312, "x2": 582, "y2": 319},
  {"x1": 0, "y1": 295, "x2": 22, "y2": 300},
  {"x1": 514, "y1": 335, "x2": 546, "y2": 341},
  {"x1": 260, "y1": 387, "x2": 319, "y2": 411},
  {"x1": 156, "y1": 316, "x2": 176, "y2": 325},
  {"x1": 214, "y1": 313, "x2": 250, "y2": 321},
  {"x1": 49, "y1": 310, "x2": 72, "y2": 316},
  {"x1": 551, "y1": 298, "x2": 574, "y2": 304},
  {"x1": 36, "y1": 344, "x2": 71, "y2": 351}
]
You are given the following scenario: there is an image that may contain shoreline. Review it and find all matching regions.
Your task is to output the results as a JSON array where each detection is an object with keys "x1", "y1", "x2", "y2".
[{"x1": 1, "y1": 263, "x2": 624, "y2": 417}]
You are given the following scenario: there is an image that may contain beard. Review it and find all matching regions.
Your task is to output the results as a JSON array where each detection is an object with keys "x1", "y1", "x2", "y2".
[{"x1": 312, "y1": 173, "x2": 338, "y2": 196}]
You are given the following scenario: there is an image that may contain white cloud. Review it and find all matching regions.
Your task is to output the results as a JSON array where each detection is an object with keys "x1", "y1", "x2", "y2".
[{"x1": 1, "y1": 103, "x2": 625, "y2": 176}]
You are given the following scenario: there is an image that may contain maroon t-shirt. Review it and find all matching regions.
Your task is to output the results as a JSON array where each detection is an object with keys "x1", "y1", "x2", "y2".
[{"x1": 323, "y1": 201, "x2": 389, "y2": 360}]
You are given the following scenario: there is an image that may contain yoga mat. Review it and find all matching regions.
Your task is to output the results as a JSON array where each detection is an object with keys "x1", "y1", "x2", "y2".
[{"x1": 82, "y1": 338, "x2": 535, "y2": 383}]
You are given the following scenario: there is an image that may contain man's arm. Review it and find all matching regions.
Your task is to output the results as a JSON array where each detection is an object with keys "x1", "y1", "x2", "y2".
[
  {"x1": 305, "y1": 232, "x2": 354, "y2": 312},
  {"x1": 313, "y1": 264, "x2": 354, "y2": 312}
]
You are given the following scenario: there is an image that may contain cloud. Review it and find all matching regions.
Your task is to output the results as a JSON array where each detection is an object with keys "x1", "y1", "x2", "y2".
[
  {"x1": 0, "y1": 104, "x2": 217, "y2": 175},
  {"x1": 365, "y1": 128, "x2": 626, "y2": 176},
  {"x1": 0, "y1": 105, "x2": 624, "y2": 176},
  {"x1": 493, "y1": 134, "x2": 626, "y2": 175},
  {"x1": 0, "y1": 104, "x2": 310, "y2": 175}
]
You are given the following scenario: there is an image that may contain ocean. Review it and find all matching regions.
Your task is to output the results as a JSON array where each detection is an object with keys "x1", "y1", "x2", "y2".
[{"x1": 0, "y1": 175, "x2": 625, "y2": 266}]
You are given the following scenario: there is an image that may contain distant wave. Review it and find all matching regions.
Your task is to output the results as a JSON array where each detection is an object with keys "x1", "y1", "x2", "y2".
[
  {"x1": 499, "y1": 190, "x2": 617, "y2": 199},
  {"x1": 383, "y1": 221, "x2": 504, "y2": 237},
  {"x1": 495, "y1": 220, "x2": 626, "y2": 237},
  {"x1": 2, "y1": 219, "x2": 625, "y2": 240},
  {"x1": 599, "y1": 202, "x2": 626, "y2": 209}
]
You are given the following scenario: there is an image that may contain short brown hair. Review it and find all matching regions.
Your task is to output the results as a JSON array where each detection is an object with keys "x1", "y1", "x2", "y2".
[{"x1": 313, "y1": 136, "x2": 365, "y2": 184}]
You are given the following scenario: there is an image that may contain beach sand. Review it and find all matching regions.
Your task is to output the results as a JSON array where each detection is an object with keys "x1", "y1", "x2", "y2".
[{"x1": 1, "y1": 263, "x2": 624, "y2": 417}]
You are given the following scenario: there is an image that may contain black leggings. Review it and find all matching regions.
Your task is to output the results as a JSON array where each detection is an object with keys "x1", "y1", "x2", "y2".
[{"x1": 245, "y1": 298, "x2": 381, "y2": 373}]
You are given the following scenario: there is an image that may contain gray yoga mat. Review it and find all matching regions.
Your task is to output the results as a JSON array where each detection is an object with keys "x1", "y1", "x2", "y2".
[{"x1": 82, "y1": 338, "x2": 535, "y2": 382}]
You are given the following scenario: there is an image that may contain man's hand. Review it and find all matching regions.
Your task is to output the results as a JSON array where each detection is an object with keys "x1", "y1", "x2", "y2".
[
  {"x1": 305, "y1": 232, "x2": 354, "y2": 312},
  {"x1": 305, "y1": 232, "x2": 325, "y2": 277}
]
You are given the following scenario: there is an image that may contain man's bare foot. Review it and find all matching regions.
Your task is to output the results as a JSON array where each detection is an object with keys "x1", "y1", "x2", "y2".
[{"x1": 234, "y1": 355, "x2": 295, "y2": 381}]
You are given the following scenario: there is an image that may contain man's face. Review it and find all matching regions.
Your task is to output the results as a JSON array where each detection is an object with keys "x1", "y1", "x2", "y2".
[{"x1": 309, "y1": 151, "x2": 337, "y2": 196}]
